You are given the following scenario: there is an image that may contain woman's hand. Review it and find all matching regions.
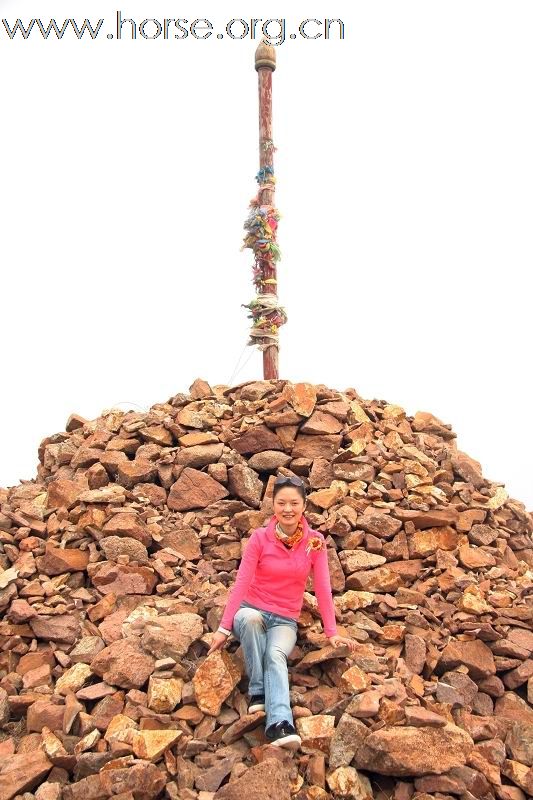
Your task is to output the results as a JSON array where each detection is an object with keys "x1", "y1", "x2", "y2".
[
  {"x1": 207, "y1": 631, "x2": 229, "y2": 656},
  {"x1": 328, "y1": 634, "x2": 357, "y2": 653}
]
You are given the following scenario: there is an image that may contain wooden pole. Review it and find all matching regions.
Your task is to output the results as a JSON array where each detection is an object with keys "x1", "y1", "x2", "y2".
[{"x1": 255, "y1": 43, "x2": 278, "y2": 380}]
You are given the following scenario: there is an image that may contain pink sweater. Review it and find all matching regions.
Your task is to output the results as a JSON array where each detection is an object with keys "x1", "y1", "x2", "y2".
[{"x1": 220, "y1": 514, "x2": 338, "y2": 637}]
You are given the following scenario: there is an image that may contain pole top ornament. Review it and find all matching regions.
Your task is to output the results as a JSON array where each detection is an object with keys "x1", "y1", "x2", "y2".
[{"x1": 255, "y1": 42, "x2": 276, "y2": 71}]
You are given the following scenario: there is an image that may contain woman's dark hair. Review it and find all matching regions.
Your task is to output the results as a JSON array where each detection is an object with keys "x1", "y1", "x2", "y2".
[{"x1": 272, "y1": 475, "x2": 307, "y2": 502}]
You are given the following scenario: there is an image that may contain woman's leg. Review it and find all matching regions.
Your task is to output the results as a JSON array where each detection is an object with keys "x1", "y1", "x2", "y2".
[
  {"x1": 263, "y1": 620, "x2": 298, "y2": 729},
  {"x1": 232, "y1": 606, "x2": 267, "y2": 696}
]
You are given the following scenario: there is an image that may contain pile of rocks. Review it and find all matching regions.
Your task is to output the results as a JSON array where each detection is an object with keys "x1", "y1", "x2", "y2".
[{"x1": 0, "y1": 379, "x2": 531, "y2": 800}]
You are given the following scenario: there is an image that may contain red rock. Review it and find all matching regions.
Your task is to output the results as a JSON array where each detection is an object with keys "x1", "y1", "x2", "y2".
[
  {"x1": 70, "y1": 447, "x2": 102, "y2": 469},
  {"x1": 291, "y1": 434, "x2": 342, "y2": 460},
  {"x1": 346, "y1": 567, "x2": 402, "y2": 592},
  {"x1": 393, "y1": 508, "x2": 459, "y2": 528},
  {"x1": 300, "y1": 410, "x2": 343, "y2": 435},
  {"x1": 87, "y1": 592, "x2": 116, "y2": 624},
  {"x1": 468, "y1": 524, "x2": 499, "y2": 546},
  {"x1": 228, "y1": 465, "x2": 263, "y2": 508},
  {"x1": 345, "y1": 691, "x2": 381, "y2": 718},
  {"x1": 332, "y1": 462, "x2": 376, "y2": 482},
  {"x1": 36, "y1": 542, "x2": 90, "y2": 575},
  {"x1": 503, "y1": 659, "x2": 533, "y2": 690},
  {"x1": 436, "y1": 639, "x2": 496, "y2": 680},
  {"x1": 159, "y1": 528, "x2": 201, "y2": 559},
  {"x1": 478, "y1": 675, "x2": 505, "y2": 698},
  {"x1": 283, "y1": 382, "x2": 317, "y2": 417},
  {"x1": 309, "y1": 457, "x2": 335, "y2": 488},
  {"x1": 414, "y1": 766, "x2": 491, "y2": 796},
  {"x1": 77, "y1": 485, "x2": 125, "y2": 503},
  {"x1": 386, "y1": 559, "x2": 424, "y2": 579},
  {"x1": 506, "y1": 721, "x2": 533, "y2": 767},
  {"x1": 175, "y1": 443, "x2": 224, "y2": 468},
  {"x1": 295, "y1": 714, "x2": 336, "y2": 754},
  {"x1": 102, "y1": 512, "x2": 152, "y2": 547},
  {"x1": 16, "y1": 649, "x2": 55, "y2": 675},
  {"x1": 458, "y1": 544, "x2": 496, "y2": 569},
  {"x1": 116, "y1": 459, "x2": 157, "y2": 489},
  {"x1": 91, "y1": 563, "x2": 157, "y2": 595},
  {"x1": 99, "y1": 449, "x2": 129, "y2": 474},
  {"x1": 404, "y1": 707, "x2": 447, "y2": 727},
  {"x1": 408, "y1": 526, "x2": 459, "y2": 557},
  {"x1": 0, "y1": 740, "x2": 15, "y2": 758},
  {"x1": 179, "y1": 433, "x2": 219, "y2": 452},
  {"x1": 494, "y1": 786, "x2": 528, "y2": 800},
  {"x1": 436, "y1": 671, "x2": 478, "y2": 707},
  {"x1": 247, "y1": 451, "x2": 291, "y2": 471},
  {"x1": 454, "y1": 709, "x2": 509, "y2": 742},
  {"x1": 64, "y1": 763, "x2": 165, "y2": 800},
  {"x1": 90, "y1": 691, "x2": 125, "y2": 731},
  {"x1": 26, "y1": 700, "x2": 65, "y2": 733},
  {"x1": 45, "y1": 480, "x2": 82, "y2": 509},
  {"x1": 30, "y1": 614, "x2": 80, "y2": 644},
  {"x1": 326, "y1": 766, "x2": 373, "y2": 799},
  {"x1": 404, "y1": 634, "x2": 427, "y2": 675},
  {"x1": 329, "y1": 713, "x2": 369, "y2": 768},
  {"x1": 0, "y1": 751, "x2": 52, "y2": 800},
  {"x1": 501, "y1": 760, "x2": 533, "y2": 795},
  {"x1": 457, "y1": 509, "x2": 487, "y2": 532},
  {"x1": 91, "y1": 637, "x2": 156, "y2": 688},
  {"x1": 353, "y1": 723, "x2": 474, "y2": 776},
  {"x1": 339, "y1": 551, "x2": 386, "y2": 572},
  {"x1": 214, "y1": 758, "x2": 290, "y2": 800},
  {"x1": 358, "y1": 513, "x2": 402, "y2": 539},
  {"x1": 141, "y1": 613, "x2": 204, "y2": 660},
  {"x1": 508, "y1": 628, "x2": 533, "y2": 654},
  {"x1": 100, "y1": 536, "x2": 149, "y2": 565},
  {"x1": 168, "y1": 467, "x2": 229, "y2": 511},
  {"x1": 131, "y1": 482, "x2": 167, "y2": 506},
  {"x1": 66, "y1": 414, "x2": 87, "y2": 432},
  {"x1": 220, "y1": 712, "x2": 265, "y2": 745},
  {"x1": 86, "y1": 462, "x2": 109, "y2": 489},
  {"x1": 140, "y1": 425, "x2": 173, "y2": 446},
  {"x1": 451, "y1": 451, "x2": 484, "y2": 489},
  {"x1": 189, "y1": 378, "x2": 213, "y2": 398},
  {"x1": 193, "y1": 650, "x2": 242, "y2": 716},
  {"x1": 7, "y1": 598, "x2": 37, "y2": 623},
  {"x1": 230, "y1": 425, "x2": 284, "y2": 455},
  {"x1": 76, "y1": 682, "x2": 116, "y2": 701},
  {"x1": 412, "y1": 411, "x2": 455, "y2": 438},
  {"x1": 195, "y1": 755, "x2": 240, "y2": 792},
  {"x1": 22, "y1": 663, "x2": 52, "y2": 689},
  {"x1": 495, "y1": 692, "x2": 533, "y2": 724}
]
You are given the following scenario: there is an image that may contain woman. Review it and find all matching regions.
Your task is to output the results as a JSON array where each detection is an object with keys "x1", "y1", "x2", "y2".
[{"x1": 207, "y1": 474, "x2": 357, "y2": 749}]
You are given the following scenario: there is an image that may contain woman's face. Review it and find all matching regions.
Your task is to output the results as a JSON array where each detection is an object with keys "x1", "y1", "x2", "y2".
[{"x1": 273, "y1": 486, "x2": 305, "y2": 524}]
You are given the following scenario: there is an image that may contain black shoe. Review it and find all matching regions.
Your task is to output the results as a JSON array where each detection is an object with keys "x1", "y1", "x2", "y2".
[
  {"x1": 248, "y1": 694, "x2": 265, "y2": 714},
  {"x1": 265, "y1": 719, "x2": 301, "y2": 750}
]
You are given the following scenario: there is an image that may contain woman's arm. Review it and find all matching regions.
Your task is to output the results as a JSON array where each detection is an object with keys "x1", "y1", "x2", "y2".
[
  {"x1": 312, "y1": 539, "x2": 338, "y2": 638},
  {"x1": 219, "y1": 529, "x2": 262, "y2": 633}
]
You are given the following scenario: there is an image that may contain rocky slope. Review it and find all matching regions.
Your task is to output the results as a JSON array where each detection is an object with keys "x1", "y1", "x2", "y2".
[{"x1": 0, "y1": 378, "x2": 531, "y2": 800}]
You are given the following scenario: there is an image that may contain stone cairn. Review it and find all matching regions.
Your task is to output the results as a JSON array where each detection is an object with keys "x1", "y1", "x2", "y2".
[{"x1": 0, "y1": 379, "x2": 531, "y2": 800}]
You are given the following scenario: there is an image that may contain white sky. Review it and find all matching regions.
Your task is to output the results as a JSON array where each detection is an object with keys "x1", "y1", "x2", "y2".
[{"x1": 1, "y1": 1, "x2": 532, "y2": 510}]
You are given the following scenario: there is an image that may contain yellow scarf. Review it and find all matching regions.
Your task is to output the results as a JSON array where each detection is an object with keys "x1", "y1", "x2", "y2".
[{"x1": 275, "y1": 516, "x2": 304, "y2": 549}]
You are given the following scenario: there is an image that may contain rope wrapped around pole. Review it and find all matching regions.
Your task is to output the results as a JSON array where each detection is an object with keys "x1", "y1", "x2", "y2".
[{"x1": 240, "y1": 43, "x2": 286, "y2": 380}]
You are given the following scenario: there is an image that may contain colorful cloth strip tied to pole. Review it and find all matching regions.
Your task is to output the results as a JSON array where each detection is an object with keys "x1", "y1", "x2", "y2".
[
  {"x1": 241, "y1": 164, "x2": 287, "y2": 349},
  {"x1": 242, "y1": 295, "x2": 288, "y2": 351}
]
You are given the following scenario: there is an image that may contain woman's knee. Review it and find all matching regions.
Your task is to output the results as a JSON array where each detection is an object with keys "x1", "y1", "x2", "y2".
[{"x1": 234, "y1": 608, "x2": 265, "y2": 634}]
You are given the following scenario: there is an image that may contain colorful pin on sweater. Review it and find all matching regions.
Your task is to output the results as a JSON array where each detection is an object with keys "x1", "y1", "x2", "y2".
[{"x1": 305, "y1": 536, "x2": 326, "y2": 556}]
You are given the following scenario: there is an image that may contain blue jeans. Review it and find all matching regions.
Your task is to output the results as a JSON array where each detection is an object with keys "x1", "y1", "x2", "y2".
[{"x1": 232, "y1": 600, "x2": 298, "y2": 729}]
